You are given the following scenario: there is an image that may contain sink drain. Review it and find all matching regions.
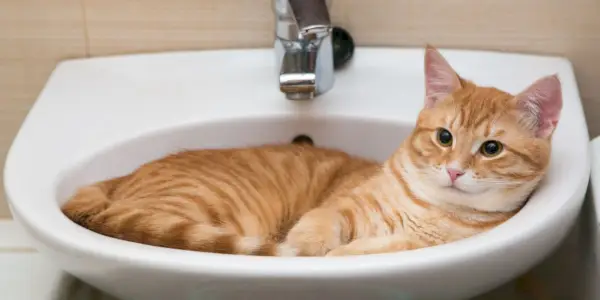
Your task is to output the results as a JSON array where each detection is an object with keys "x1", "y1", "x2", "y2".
[{"x1": 291, "y1": 134, "x2": 314, "y2": 146}]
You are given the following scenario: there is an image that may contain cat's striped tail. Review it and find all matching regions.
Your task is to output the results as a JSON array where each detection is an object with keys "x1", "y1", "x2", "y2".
[
  {"x1": 61, "y1": 180, "x2": 294, "y2": 256},
  {"x1": 61, "y1": 177, "x2": 124, "y2": 229}
]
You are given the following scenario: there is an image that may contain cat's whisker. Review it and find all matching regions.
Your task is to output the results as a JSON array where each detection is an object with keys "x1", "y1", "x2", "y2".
[{"x1": 476, "y1": 179, "x2": 525, "y2": 185}]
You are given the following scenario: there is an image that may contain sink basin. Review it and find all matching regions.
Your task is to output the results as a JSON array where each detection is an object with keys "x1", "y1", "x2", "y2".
[{"x1": 3, "y1": 47, "x2": 590, "y2": 300}]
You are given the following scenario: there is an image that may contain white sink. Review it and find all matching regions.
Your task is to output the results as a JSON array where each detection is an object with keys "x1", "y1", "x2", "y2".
[{"x1": 3, "y1": 47, "x2": 590, "y2": 300}]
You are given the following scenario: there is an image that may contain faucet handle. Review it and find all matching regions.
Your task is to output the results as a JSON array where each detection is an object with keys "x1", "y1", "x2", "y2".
[{"x1": 288, "y1": 0, "x2": 331, "y2": 38}]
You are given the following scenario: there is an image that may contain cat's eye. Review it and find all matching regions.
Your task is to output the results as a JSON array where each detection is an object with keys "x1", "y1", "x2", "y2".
[
  {"x1": 480, "y1": 140, "x2": 503, "y2": 157},
  {"x1": 436, "y1": 128, "x2": 453, "y2": 147}
]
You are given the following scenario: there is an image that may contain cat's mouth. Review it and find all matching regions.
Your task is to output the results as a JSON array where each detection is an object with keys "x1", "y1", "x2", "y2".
[{"x1": 446, "y1": 185, "x2": 467, "y2": 193}]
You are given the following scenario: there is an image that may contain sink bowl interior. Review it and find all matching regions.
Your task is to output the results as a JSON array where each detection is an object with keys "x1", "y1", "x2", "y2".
[
  {"x1": 56, "y1": 115, "x2": 412, "y2": 205},
  {"x1": 55, "y1": 109, "x2": 572, "y2": 251}
]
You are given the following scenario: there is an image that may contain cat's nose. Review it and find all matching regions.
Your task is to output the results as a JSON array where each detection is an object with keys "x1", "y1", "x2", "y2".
[{"x1": 446, "y1": 168, "x2": 465, "y2": 183}]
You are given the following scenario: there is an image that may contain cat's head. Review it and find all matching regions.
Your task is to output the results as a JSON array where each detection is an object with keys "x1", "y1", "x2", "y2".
[{"x1": 404, "y1": 45, "x2": 562, "y2": 212}]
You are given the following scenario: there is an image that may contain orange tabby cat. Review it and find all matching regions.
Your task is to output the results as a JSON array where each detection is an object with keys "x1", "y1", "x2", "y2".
[
  {"x1": 279, "y1": 46, "x2": 562, "y2": 257},
  {"x1": 61, "y1": 45, "x2": 562, "y2": 258}
]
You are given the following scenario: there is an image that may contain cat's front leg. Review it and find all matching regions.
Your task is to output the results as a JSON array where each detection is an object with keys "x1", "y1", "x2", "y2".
[
  {"x1": 279, "y1": 206, "x2": 356, "y2": 256},
  {"x1": 325, "y1": 235, "x2": 424, "y2": 256}
]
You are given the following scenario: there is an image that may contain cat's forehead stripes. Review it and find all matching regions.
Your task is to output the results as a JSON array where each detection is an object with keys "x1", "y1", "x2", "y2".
[
  {"x1": 446, "y1": 84, "x2": 515, "y2": 131},
  {"x1": 489, "y1": 127, "x2": 506, "y2": 138}
]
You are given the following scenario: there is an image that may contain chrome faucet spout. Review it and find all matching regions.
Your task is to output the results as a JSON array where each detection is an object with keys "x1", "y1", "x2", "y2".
[{"x1": 273, "y1": 0, "x2": 334, "y2": 100}]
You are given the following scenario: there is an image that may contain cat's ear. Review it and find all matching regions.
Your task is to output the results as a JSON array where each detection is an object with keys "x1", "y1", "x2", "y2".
[
  {"x1": 424, "y1": 45, "x2": 462, "y2": 108},
  {"x1": 514, "y1": 74, "x2": 563, "y2": 138}
]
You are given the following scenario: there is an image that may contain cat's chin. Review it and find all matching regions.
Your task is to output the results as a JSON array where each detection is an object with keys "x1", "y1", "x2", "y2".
[{"x1": 442, "y1": 185, "x2": 488, "y2": 195}]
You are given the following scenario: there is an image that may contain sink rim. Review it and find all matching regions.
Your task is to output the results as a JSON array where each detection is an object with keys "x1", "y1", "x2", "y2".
[{"x1": 3, "y1": 47, "x2": 590, "y2": 279}]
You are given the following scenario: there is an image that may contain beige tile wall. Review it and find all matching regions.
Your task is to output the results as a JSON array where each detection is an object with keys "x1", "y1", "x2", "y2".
[
  {"x1": 1, "y1": 0, "x2": 599, "y2": 218},
  {"x1": 0, "y1": 0, "x2": 87, "y2": 217}
]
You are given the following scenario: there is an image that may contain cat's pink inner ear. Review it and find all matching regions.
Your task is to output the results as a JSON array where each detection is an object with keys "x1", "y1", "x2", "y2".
[
  {"x1": 515, "y1": 74, "x2": 563, "y2": 138},
  {"x1": 424, "y1": 46, "x2": 462, "y2": 108}
]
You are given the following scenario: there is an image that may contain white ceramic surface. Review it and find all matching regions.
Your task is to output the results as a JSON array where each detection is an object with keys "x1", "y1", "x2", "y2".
[
  {"x1": 590, "y1": 137, "x2": 600, "y2": 225},
  {"x1": 589, "y1": 136, "x2": 600, "y2": 283},
  {"x1": 3, "y1": 47, "x2": 590, "y2": 300},
  {"x1": 0, "y1": 216, "x2": 594, "y2": 300},
  {"x1": 0, "y1": 252, "x2": 118, "y2": 300},
  {"x1": 0, "y1": 221, "x2": 116, "y2": 300}
]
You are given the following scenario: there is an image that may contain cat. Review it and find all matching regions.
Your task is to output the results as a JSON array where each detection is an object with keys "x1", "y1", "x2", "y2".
[
  {"x1": 280, "y1": 46, "x2": 562, "y2": 257},
  {"x1": 61, "y1": 45, "x2": 562, "y2": 257}
]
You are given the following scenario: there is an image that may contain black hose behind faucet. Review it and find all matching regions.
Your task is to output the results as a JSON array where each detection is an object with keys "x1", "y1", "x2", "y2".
[{"x1": 332, "y1": 26, "x2": 355, "y2": 70}]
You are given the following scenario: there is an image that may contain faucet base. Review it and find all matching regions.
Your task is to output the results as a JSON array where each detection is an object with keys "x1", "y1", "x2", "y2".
[
  {"x1": 275, "y1": 37, "x2": 334, "y2": 101},
  {"x1": 285, "y1": 92, "x2": 315, "y2": 100},
  {"x1": 273, "y1": 0, "x2": 335, "y2": 101}
]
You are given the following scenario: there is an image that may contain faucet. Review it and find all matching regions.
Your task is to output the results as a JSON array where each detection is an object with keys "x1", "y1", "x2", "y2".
[{"x1": 273, "y1": 0, "x2": 334, "y2": 100}]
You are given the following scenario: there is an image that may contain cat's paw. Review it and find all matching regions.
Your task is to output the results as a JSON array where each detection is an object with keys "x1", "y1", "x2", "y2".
[
  {"x1": 279, "y1": 235, "x2": 334, "y2": 257},
  {"x1": 280, "y1": 225, "x2": 342, "y2": 256},
  {"x1": 326, "y1": 236, "x2": 418, "y2": 256},
  {"x1": 325, "y1": 244, "x2": 364, "y2": 256}
]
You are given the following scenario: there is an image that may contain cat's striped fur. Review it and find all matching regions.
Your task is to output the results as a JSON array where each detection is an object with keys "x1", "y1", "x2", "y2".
[
  {"x1": 61, "y1": 45, "x2": 562, "y2": 257},
  {"x1": 62, "y1": 144, "x2": 380, "y2": 255}
]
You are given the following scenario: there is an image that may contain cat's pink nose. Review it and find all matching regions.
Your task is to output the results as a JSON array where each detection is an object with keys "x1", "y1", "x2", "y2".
[{"x1": 447, "y1": 168, "x2": 464, "y2": 183}]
